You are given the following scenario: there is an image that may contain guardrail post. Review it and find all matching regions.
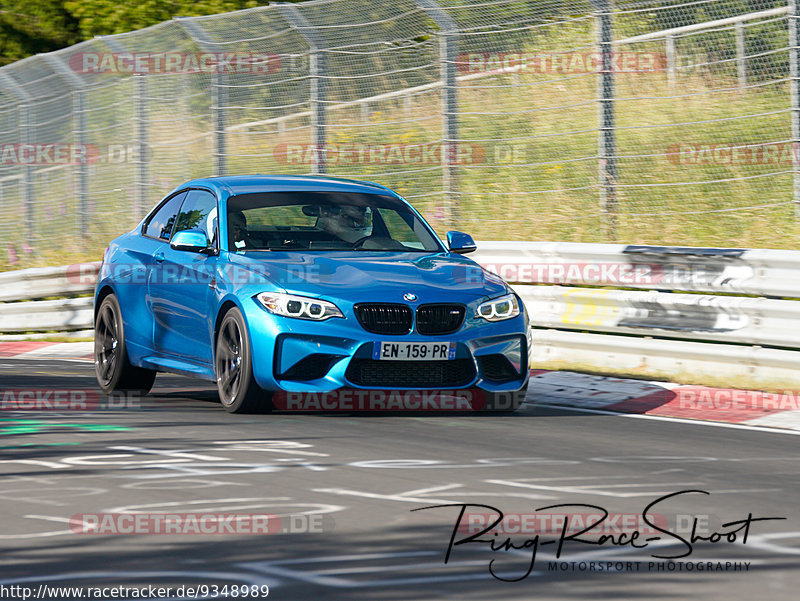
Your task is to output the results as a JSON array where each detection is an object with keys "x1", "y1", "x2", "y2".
[
  {"x1": 278, "y1": 5, "x2": 327, "y2": 174},
  {"x1": 176, "y1": 17, "x2": 227, "y2": 177},
  {"x1": 791, "y1": 0, "x2": 800, "y2": 218},
  {"x1": 594, "y1": 0, "x2": 617, "y2": 239},
  {"x1": 43, "y1": 55, "x2": 90, "y2": 234},
  {"x1": 0, "y1": 73, "x2": 35, "y2": 246},
  {"x1": 415, "y1": 0, "x2": 460, "y2": 223}
]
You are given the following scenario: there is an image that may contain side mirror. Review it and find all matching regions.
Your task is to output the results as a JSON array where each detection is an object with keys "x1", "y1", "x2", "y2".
[
  {"x1": 446, "y1": 231, "x2": 477, "y2": 254},
  {"x1": 170, "y1": 230, "x2": 212, "y2": 253}
]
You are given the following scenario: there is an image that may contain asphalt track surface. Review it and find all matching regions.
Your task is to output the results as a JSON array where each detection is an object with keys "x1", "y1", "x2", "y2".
[{"x1": 0, "y1": 358, "x2": 798, "y2": 600}]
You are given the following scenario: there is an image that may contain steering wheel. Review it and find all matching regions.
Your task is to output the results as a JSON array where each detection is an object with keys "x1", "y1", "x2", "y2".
[
  {"x1": 352, "y1": 235, "x2": 373, "y2": 248},
  {"x1": 353, "y1": 236, "x2": 406, "y2": 250}
]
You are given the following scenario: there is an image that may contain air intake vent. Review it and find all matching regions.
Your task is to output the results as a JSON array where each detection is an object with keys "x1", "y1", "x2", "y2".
[
  {"x1": 279, "y1": 354, "x2": 340, "y2": 381},
  {"x1": 477, "y1": 354, "x2": 520, "y2": 382},
  {"x1": 346, "y1": 359, "x2": 475, "y2": 388}
]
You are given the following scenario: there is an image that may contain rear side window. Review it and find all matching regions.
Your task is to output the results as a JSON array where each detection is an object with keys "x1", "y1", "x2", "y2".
[
  {"x1": 173, "y1": 189, "x2": 218, "y2": 246},
  {"x1": 144, "y1": 192, "x2": 187, "y2": 241}
]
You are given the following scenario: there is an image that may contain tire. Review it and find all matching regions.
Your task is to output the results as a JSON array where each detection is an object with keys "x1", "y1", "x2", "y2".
[
  {"x1": 215, "y1": 307, "x2": 272, "y2": 413},
  {"x1": 95, "y1": 294, "x2": 157, "y2": 394}
]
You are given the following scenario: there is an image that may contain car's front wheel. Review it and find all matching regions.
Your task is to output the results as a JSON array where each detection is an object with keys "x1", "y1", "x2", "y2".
[
  {"x1": 95, "y1": 294, "x2": 157, "y2": 394},
  {"x1": 215, "y1": 307, "x2": 272, "y2": 413}
]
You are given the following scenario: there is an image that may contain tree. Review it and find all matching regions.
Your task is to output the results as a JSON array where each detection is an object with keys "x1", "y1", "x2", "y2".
[
  {"x1": 62, "y1": 0, "x2": 265, "y2": 39},
  {"x1": 1, "y1": 0, "x2": 312, "y2": 65},
  {"x1": 0, "y1": 0, "x2": 80, "y2": 64}
]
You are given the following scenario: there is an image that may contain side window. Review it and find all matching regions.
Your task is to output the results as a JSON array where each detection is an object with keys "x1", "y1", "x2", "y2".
[
  {"x1": 173, "y1": 189, "x2": 218, "y2": 246},
  {"x1": 144, "y1": 192, "x2": 187, "y2": 241}
]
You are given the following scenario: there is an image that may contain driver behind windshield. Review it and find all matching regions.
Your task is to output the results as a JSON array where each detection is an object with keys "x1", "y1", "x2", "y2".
[
  {"x1": 316, "y1": 205, "x2": 372, "y2": 244},
  {"x1": 229, "y1": 211, "x2": 254, "y2": 250}
]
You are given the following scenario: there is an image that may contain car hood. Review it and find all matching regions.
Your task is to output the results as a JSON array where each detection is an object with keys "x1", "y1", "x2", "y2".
[{"x1": 225, "y1": 250, "x2": 508, "y2": 303}]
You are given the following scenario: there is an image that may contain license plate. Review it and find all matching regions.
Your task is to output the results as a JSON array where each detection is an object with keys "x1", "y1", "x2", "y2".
[{"x1": 372, "y1": 341, "x2": 456, "y2": 361}]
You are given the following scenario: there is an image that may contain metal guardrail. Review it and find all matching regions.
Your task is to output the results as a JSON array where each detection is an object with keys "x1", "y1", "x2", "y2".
[
  {"x1": 1, "y1": 243, "x2": 799, "y2": 361},
  {"x1": 0, "y1": 262, "x2": 100, "y2": 303},
  {"x1": 530, "y1": 329, "x2": 800, "y2": 391},
  {"x1": 470, "y1": 241, "x2": 800, "y2": 386},
  {"x1": 0, "y1": 297, "x2": 93, "y2": 333},
  {"x1": 516, "y1": 285, "x2": 800, "y2": 349},
  {"x1": 0, "y1": 262, "x2": 98, "y2": 335},
  {"x1": 471, "y1": 241, "x2": 800, "y2": 297}
]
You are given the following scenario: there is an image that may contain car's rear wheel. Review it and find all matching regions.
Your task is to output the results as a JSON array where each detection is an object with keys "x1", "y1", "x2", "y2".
[
  {"x1": 95, "y1": 294, "x2": 157, "y2": 394},
  {"x1": 215, "y1": 307, "x2": 272, "y2": 413}
]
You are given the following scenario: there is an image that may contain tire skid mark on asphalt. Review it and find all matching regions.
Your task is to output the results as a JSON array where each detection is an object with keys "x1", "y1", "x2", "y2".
[
  {"x1": 234, "y1": 540, "x2": 773, "y2": 589},
  {"x1": 313, "y1": 482, "x2": 557, "y2": 504},
  {"x1": 484, "y1": 478, "x2": 782, "y2": 498},
  {"x1": 238, "y1": 551, "x2": 501, "y2": 588}
]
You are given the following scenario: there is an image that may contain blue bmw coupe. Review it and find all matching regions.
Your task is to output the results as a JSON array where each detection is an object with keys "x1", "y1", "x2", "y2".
[{"x1": 94, "y1": 175, "x2": 530, "y2": 413}]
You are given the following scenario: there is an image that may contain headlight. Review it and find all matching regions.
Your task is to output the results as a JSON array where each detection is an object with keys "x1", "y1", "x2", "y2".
[
  {"x1": 256, "y1": 292, "x2": 343, "y2": 321},
  {"x1": 476, "y1": 293, "x2": 520, "y2": 322}
]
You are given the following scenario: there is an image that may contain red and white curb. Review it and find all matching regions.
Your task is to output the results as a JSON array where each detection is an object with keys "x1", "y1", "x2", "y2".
[
  {"x1": 1, "y1": 342, "x2": 797, "y2": 432},
  {"x1": 529, "y1": 370, "x2": 800, "y2": 432},
  {"x1": 0, "y1": 341, "x2": 93, "y2": 360}
]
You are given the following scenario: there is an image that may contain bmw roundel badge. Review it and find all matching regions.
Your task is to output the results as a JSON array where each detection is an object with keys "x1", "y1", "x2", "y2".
[{"x1": 403, "y1": 293, "x2": 418, "y2": 302}]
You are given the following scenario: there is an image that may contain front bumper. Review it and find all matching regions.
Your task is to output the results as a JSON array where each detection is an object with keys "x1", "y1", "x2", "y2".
[{"x1": 242, "y1": 295, "x2": 530, "y2": 400}]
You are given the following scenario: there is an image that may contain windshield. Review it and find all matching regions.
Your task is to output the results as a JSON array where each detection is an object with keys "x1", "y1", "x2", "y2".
[{"x1": 226, "y1": 191, "x2": 443, "y2": 252}]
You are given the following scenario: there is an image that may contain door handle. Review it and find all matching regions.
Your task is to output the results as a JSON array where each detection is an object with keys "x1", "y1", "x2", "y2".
[{"x1": 154, "y1": 252, "x2": 165, "y2": 263}]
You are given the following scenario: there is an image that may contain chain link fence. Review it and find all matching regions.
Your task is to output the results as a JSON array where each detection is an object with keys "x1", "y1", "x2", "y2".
[{"x1": 0, "y1": 0, "x2": 798, "y2": 269}]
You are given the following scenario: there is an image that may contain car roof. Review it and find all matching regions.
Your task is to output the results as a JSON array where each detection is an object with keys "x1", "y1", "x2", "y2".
[{"x1": 180, "y1": 174, "x2": 396, "y2": 198}]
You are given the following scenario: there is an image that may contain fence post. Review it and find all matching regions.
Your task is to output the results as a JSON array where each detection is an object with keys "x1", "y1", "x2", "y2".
[
  {"x1": 279, "y1": 4, "x2": 327, "y2": 174},
  {"x1": 104, "y1": 37, "x2": 150, "y2": 217},
  {"x1": 0, "y1": 73, "x2": 34, "y2": 244},
  {"x1": 133, "y1": 74, "x2": 149, "y2": 218},
  {"x1": 665, "y1": 34, "x2": 676, "y2": 89},
  {"x1": 594, "y1": 0, "x2": 617, "y2": 238},
  {"x1": 735, "y1": 21, "x2": 747, "y2": 88},
  {"x1": 415, "y1": 0, "x2": 460, "y2": 223},
  {"x1": 43, "y1": 55, "x2": 90, "y2": 234},
  {"x1": 791, "y1": 0, "x2": 800, "y2": 218},
  {"x1": 176, "y1": 17, "x2": 227, "y2": 177}
]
